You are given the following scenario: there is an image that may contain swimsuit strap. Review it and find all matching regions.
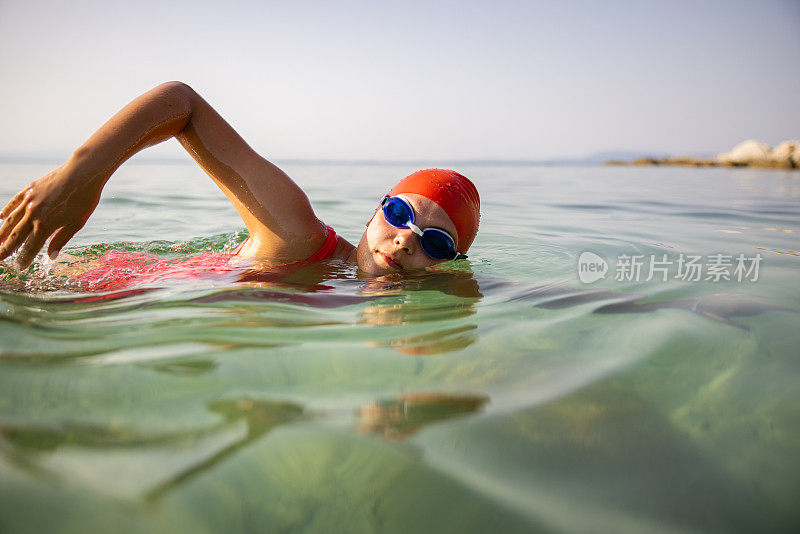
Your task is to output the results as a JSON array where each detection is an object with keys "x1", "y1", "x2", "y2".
[
  {"x1": 232, "y1": 237, "x2": 248, "y2": 255},
  {"x1": 304, "y1": 226, "x2": 338, "y2": 263}
]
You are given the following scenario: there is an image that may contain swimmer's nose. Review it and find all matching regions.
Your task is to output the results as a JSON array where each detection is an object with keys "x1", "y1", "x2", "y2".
[{"x1": 393, "y1": 229, "x2": 416, "y2": 253}]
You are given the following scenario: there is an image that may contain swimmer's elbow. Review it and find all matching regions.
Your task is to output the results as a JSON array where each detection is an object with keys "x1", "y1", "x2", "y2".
[
  {"x1": 155, "y1": 81, "x2": 199, "y2": 103},
  {"x1": 152, "y1": 82, "x2": 202, "y2": 136}
]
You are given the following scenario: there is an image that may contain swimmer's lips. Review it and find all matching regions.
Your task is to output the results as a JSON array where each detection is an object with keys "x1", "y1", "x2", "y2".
[{"x1": 378, "y1": 252, "x2": 403, "y2": 270}]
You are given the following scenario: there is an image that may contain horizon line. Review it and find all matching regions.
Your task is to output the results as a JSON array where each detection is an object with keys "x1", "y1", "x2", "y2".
[{"x1": 0, "y1": 152, "x2": 690, "y2": 167}]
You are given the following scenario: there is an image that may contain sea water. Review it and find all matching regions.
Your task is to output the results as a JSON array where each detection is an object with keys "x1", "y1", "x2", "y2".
[{"x1": 0, "y1": 160, "x2": 798, "y2": 533}]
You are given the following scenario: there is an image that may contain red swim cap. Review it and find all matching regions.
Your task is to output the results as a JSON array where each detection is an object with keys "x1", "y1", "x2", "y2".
[{"x1": 388, "y1": 169, "x2": 480, "y2": 252}]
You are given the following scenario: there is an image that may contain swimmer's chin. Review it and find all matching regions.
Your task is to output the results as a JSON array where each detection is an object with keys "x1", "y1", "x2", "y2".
[
  {"x1": 357, "y1": 263, "x2": 398, "y2": 276},
  {"x1": 356, "y1": 262, "x2": 433, "y2": 278},
  {"x1": 355, "y1": 251, "x2": 399, "y2": 275}
]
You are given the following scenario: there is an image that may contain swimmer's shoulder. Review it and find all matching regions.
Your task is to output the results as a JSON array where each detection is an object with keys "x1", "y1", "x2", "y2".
[
  {"x1": 331, "y1": 236, "x2": 356, "y2": 263},
  {"x1": 233, "y1": 232, "x2": 355, "y2": 264}
]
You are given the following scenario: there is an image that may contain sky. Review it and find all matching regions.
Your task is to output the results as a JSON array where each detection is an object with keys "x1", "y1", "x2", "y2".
[{"x1": 0, "y1": 0, "x2": 798, "y2": 161}]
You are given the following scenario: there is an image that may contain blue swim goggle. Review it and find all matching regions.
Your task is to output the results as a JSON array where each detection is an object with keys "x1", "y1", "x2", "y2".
[{"x1": 380, "y1": 195, "x2": 466, "y2": 261}]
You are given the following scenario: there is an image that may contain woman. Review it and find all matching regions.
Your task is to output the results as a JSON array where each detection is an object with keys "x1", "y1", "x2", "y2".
[{"x1": 0, "y1": 82, "x2": 480, "y2": 281}]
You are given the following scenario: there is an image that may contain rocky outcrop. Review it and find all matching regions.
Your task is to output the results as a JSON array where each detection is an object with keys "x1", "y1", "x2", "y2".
[
  {"x1": 770, "y1": 141, "x2": 800, "y2": 167},
  {"x1": 605, "y1": 140, "x2": 800, "y2": 170},
  {"x1": 716, "y1": 140, "x2": 772, "y2": 165},
  {"x1": 716, "y1": 140, "x2": 799, "y2": 168}
]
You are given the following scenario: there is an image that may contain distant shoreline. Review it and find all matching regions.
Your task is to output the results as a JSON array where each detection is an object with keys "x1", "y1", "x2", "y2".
[
  {"x1": 605, "y1": 140, "x2": 799, "y2": 171},
  {"x1": 604, "y1": 157, "x2": 797, "y2": 170}
]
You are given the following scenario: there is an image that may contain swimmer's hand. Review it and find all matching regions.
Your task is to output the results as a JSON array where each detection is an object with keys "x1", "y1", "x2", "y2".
[{"x1": 0, "y1": 159, "x2": 104, "y2": 269}]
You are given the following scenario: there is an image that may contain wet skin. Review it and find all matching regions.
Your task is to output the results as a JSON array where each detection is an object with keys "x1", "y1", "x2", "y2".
[
  {"x1": 1, "y1": 82, "x2": 462, "y2": 275},
  {"x1": 350, "y1": 193, "x2": 459, "y2": 275}
]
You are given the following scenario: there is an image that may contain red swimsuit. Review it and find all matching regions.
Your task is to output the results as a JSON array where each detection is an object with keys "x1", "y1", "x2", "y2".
[{"x1": 74, "y1": 226, "x2": 339, "y2": 291}]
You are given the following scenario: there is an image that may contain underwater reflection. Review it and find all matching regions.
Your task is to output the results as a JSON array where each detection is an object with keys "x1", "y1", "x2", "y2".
[
  {"x1": 358, "y1": 270, "x2": 483, "y2": 354},
  {"x1": 364, "y1": 323, "x2": 479, "y2": 355},
  {"x1": 360, "y1": 269, "x2": 483, "y2": 299},
  {"x1": 145, "y1": 397, "x2": 306, "y2": 501},
  {"x1": 358, "y1": 392, "x2": 489, "y2": 440},
  {"x1": 0, "y1": 391, "x2": 494, "y2": 500},
  {"x1": 0, "y1": 397, "x2": 306, "y2": 501}
]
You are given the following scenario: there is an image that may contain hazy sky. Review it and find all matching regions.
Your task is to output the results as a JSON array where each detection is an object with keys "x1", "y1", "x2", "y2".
[{"x1": 1, "y1": 0, "x2": 798, "y2": 160}]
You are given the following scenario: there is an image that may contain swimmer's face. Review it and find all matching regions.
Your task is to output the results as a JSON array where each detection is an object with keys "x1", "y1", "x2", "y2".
[{"x1": 355, "y1": 193, "x2": 459, "y2": 275}]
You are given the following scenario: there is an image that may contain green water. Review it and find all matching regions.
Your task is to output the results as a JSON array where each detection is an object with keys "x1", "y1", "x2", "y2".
[{"x1": 1, "y1": 161, "x2": 798, "y2": 533}]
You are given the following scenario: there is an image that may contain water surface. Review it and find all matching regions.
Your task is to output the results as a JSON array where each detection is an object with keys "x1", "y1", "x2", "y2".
[{"x1": 1, "y1": 161, "x2": 798, "y2": 533}]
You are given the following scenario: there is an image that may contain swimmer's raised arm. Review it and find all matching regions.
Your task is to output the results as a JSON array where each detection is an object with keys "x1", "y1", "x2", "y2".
[{"x1": 0, "y1": 81, "x2": 326, "y2": 269}]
